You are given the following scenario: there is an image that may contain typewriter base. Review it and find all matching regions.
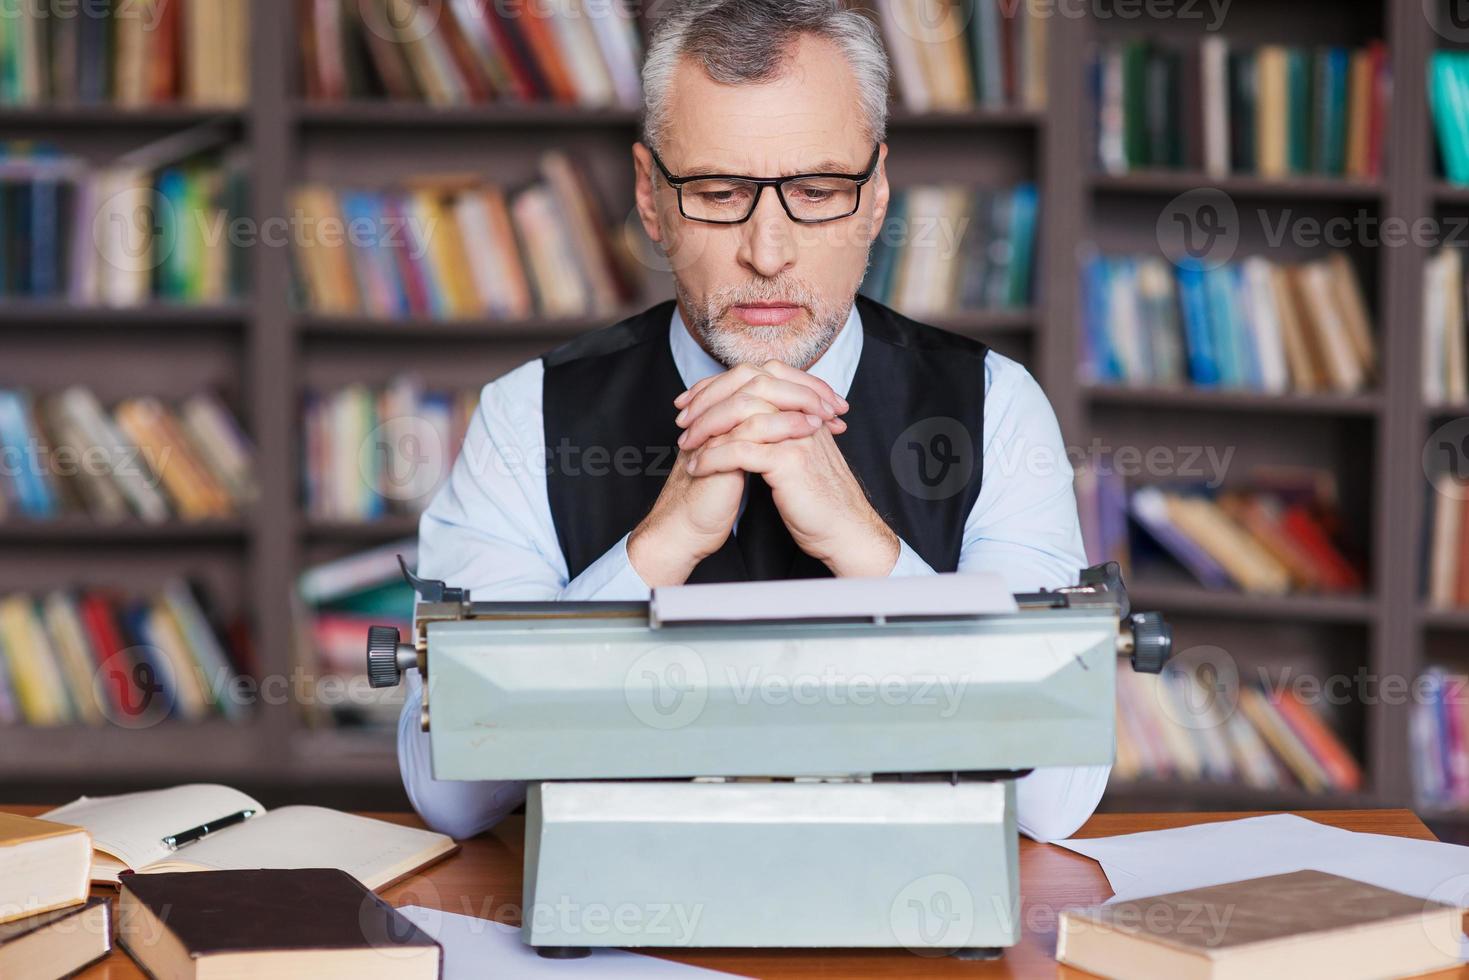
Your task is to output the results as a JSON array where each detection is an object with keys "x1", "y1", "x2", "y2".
[{"x1": 520, "y1": 778, "x2": 1020, "y2": 953}]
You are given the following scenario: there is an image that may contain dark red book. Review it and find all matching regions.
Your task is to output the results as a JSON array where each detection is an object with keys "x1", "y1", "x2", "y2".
[{"x1": 119, "y1": 869, "x2": 440, "y2": 979}]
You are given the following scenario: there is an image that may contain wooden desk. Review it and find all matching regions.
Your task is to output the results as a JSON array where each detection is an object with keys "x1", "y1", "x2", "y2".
[{"x1": 7, "y1": 806, "x2": 1458, "y2": 979}]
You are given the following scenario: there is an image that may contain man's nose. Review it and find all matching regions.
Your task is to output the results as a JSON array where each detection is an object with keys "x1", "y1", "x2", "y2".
[{"x1": 737, "y1": 186, "x2": 798, "y2": 279}]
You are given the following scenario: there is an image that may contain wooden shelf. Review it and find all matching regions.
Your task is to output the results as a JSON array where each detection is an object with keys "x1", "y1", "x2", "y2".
[
  {"x1": 297, "y1": 309, "x2": 643, "y2": 340},
  {"x1": 0, "y1": 301, "x2": 250, "y2": 328},
  {"x1": 1433, "y1": 181, "x2": 1469, "y2": 204},
  {"x1": 291, "y1": 728, "x2": 397, "y2": 781},
  {"x1": 1091, "y1": 170, "x2": 1385, "y2": 200},
  {"x1": 0, "y1": 517, "x2": 249, "y2": 544},
  {"x1": 290, "y1": 100, "x2": 1043, "y2": 131},
  {"x1": 931, "y1": 308, "x2": 1036, "y2": 334},
  {"x1": 0, "y1": 721, "x2": 263, "y2": 781},
  {"x1": 1103, "y1": 779, "x2": 1380, "y2": 813},
  {"x1": 0, "y1": 105, "x2": 245, "y2": 128},
  {"x1": 1423, "y1": 400, "x2": 1469, "y2": 419},
  {"x1": 1421, "y1": 606, "x2": 1469, "y2": 631},
  {"x1": 1086, "y1": 385, "x2": 1382, "y2": 416},
  {"x1": 292, "y1": 100, "x2": 641, "y2": 128},
  {"x1": 300, "y1": 517, "x2": 420, "y2": 541},
  {"x1": 1128, "y1": 582, "x2": 1379, "y2": 623}
]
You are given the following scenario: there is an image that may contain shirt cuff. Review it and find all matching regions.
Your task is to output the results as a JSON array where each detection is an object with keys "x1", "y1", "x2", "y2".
[
  {"x1": 560, "y1": 531, "x2": 653, "y2": 601},
  {"x1": 887, "y1": 537, "x2": 936, "y2": 578}
]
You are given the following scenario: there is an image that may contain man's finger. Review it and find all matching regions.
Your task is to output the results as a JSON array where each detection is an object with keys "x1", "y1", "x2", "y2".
[
  {"x1": 680, "y1": 375, "x2": 836, "y2": 434},
  {"x1": 758, "y1": 360, "x2": 848, "y2": 413},
  {"x1": 686, "y1": 439, "x2": 777, "y2": 477},
  {"x1": 674, "y1": 363, "x2": 761, "y2": 410}
]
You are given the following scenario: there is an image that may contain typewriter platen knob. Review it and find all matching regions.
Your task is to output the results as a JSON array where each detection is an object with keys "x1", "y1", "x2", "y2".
[
  {"x1": 1126, "y1": 612, "x2": 1172, "y2": 674},
  {"x1": 367, "y1": 625, "x2": 417, "y2": 688}
]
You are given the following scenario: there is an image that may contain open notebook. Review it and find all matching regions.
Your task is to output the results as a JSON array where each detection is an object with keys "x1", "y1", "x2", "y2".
[{"x1": 42, "y1": 784, "x2": 457, "y2": 891}]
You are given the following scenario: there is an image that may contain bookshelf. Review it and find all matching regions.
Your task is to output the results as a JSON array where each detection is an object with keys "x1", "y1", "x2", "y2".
[{"x1": 2, "y1": 0, "x2": 1464, "y2": 829}]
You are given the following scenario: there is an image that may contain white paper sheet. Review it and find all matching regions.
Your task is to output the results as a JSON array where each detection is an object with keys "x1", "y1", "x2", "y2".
[
  {"x1": 397, "y1": 906, "x2": 742, "y2": 979},
  {"x1": 650, "y1": 571, "x2": 1017, "y2": 625},
  {"x1": 1057, "y1": 814, "x2": 1469, "y2": 908}
]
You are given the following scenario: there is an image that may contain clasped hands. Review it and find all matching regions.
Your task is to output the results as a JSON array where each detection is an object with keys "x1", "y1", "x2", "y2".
[{"x1": 626, "y1": 360, "x2": 899, "y2": 587}]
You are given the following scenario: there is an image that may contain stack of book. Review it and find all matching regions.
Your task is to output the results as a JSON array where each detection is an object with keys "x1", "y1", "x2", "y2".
[
  {"x1": 875, "y1": 0, "x2": 1046, "y2": 112},
  {"x1": 302, "y1": 377, "x2": 476, "y2": 523},
  {"x1": 290, "y1": 151, "x2": 639, "y2": 320},
  {"x1": 0, "y1": 0, "x2": 248, "y2": 107},
  {"x1": 1424, "y1": 477, "x2": 1469, "y2": 609},
  {"x1": 1116, "y1": 669, "x2": 1363, "y2": 794},
  {"x1": 1078, "y1": 468, "x2": 1365, "y2": 597},
  {"x1": 0, "y1": 581, "x2": 251, "y2": 727},
  {"x1": 1093, "y1": 38, "x2": 1388, "y2": 178},
  {"x1": 1411, "y1": 668, "x2": 1469, "y2": 807},
  {"x1": 0, "y1": 143, "x2": 250, "y2": 306},
  {"x1": 0, "y1": 387, "x2": 255, "y2": 524},
  {"x1": 0, "y1": 815, "x2": 108, "y2": 978},
  {"x1": 1423, "y1": 248, "x2": 1469, "y2": 405},
  {"x1": 1082, "y1": 253, "x2": 1377, "y2": 394},
  {"x1": 299, "y1": 0, "x2": 644, "y2": 108},
  {"x1": 860, "y1": 183, "x2": 1037, "y2": 315},
  {"x1": 296, "y1": 542, "x2": 416, "y2": 729},
  {"x1": 1430, "y1": 51, "x2": 1469, "y2": 185}
]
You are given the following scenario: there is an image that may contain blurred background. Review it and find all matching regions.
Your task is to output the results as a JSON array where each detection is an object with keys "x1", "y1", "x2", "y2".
[{"x1": 3, "y1": 0, "x2": 1469, "y2": 840}]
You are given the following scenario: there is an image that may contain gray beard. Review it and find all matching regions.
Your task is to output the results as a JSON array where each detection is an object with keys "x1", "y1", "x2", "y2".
[{"x1": 675, "y1": 278, "x2": 854, "y2": 368}]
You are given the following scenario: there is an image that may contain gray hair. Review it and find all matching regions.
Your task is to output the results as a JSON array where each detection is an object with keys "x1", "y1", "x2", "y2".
[{"x1": 640, "y1": 0, "x2": 892, "y2": 155}]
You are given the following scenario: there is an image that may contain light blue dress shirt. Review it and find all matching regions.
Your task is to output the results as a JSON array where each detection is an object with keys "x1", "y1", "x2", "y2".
[{"x1": 399, "y1": 302, "x2": 1111, "y2": 843}]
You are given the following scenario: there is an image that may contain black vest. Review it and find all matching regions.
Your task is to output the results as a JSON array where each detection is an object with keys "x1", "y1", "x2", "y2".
[{"x1": 541, "y1": 295, "x2": 987, "y2": 583}]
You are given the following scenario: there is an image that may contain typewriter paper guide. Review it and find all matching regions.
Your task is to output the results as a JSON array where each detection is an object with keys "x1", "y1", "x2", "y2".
[
  {"x1": 423, "y1": 608, "x2": 1118, "y2": 781},
  {"x1": 648, "y1": 571, "x2": 1019, "y2": 624}
]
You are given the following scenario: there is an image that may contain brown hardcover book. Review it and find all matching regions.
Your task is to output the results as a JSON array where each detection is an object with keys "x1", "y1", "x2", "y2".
[
  {"x1": 1058, "y1": 870, "x2": 1463, "y2": 980},
  {"x1": 0, "y1": 813, "x2": 92, "y2": 925},
  {"x1": 119, "y1": 869, "x2": 441, "y2": 980},
  {"x1": 0, "y1": 898, "x2": 110, "y2": 980}
]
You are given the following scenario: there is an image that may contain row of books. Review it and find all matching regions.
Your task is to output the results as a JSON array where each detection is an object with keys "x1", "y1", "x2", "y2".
[
  {"x1": 296, "y1": 540, "x2": 417, "y2": 728},
  {"x1": 0, "y1": 143, "x2": 249, "y2": 305},
  {"x1": 0, "y1": 582, "x2": 250, "y2": 727},
  {"x1": 0, "y1": 387, "x2": 255, "y2": 524},
  {"x1": 1094, "y1": 38, "x2": 1389, "y2": 179},
  {"x1": 1424, "y1": 248, "x2": 1469, "y2": 405},
  {"x1": 302, "y1": 379, "x2": 476, "y2": 522},
  {"x1": 1082, "y1": 253, "x2": 1378, "y2": 394},
  {"x1": 1412, "y1": 668, "x2": 1469, "y2": 806},
  {"x1": 1430, "y1": 51, "x2": 1469, "y2": 186},
  {"x1": 874, "y1": 0, "x2": 1046, "y2": 112},
  {"x1": 1116, "y1": 668, "x2": 1363, "y2": 794},
  {"x1": 301, "y1": 0, "x2": 643, "y2": 107},
  {"x1": 1425, "y1": 478, "x2": 1469, "y2": 610},
  {"x1": 859, "y1": 184, "x2": 1037, "y2": 316},
  {"x1": 290, "y1": 151, "x2": 639, "y2": 321},
  {"x1": 0, "y1": 0, "x2": 248, "y2": 107},
  {"x1": 1079, "y1": 466, "x2": 1365, "y2": 597}
]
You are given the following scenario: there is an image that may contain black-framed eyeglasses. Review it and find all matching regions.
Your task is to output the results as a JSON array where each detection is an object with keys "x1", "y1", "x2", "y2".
[{"x1": 650, "y1": 145, "x2": 880, "y2": 225}]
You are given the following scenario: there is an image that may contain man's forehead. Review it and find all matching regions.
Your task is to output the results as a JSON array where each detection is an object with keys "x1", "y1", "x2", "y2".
[{"x1": 659, "y1": 35, "x2": 870, "y2": 174}]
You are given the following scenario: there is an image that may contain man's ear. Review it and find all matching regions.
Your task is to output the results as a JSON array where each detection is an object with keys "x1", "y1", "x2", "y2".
[
  {"x1": 867, "y1": 143, "x2": 890, "y2": 243},
  {"x1": 632, "y1": 142, "x2": 664, "y2": 245}
]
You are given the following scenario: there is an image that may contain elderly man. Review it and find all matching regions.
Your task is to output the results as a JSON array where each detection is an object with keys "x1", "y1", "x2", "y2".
[{"x1": 398, "y1": 0, "x2": 1108, "y2": 843}]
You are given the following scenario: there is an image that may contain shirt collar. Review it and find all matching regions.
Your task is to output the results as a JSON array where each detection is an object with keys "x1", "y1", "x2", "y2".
[{"x1": 668, "y1": 301, "x2": 864, "y2": 398}]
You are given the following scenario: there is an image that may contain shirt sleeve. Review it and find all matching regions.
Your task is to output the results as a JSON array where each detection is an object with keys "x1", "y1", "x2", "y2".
[
  {"x1": 888, "y1": 352, "x2": 1111, "y2": 841},
  {"x1": 397, "y1": 360, "x2": 652, "y2": 839}
]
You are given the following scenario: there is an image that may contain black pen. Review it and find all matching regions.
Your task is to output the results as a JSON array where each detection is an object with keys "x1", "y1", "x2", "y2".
[{"x1": 161, "y1": 809, "x2": 256, "y2": 850}]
